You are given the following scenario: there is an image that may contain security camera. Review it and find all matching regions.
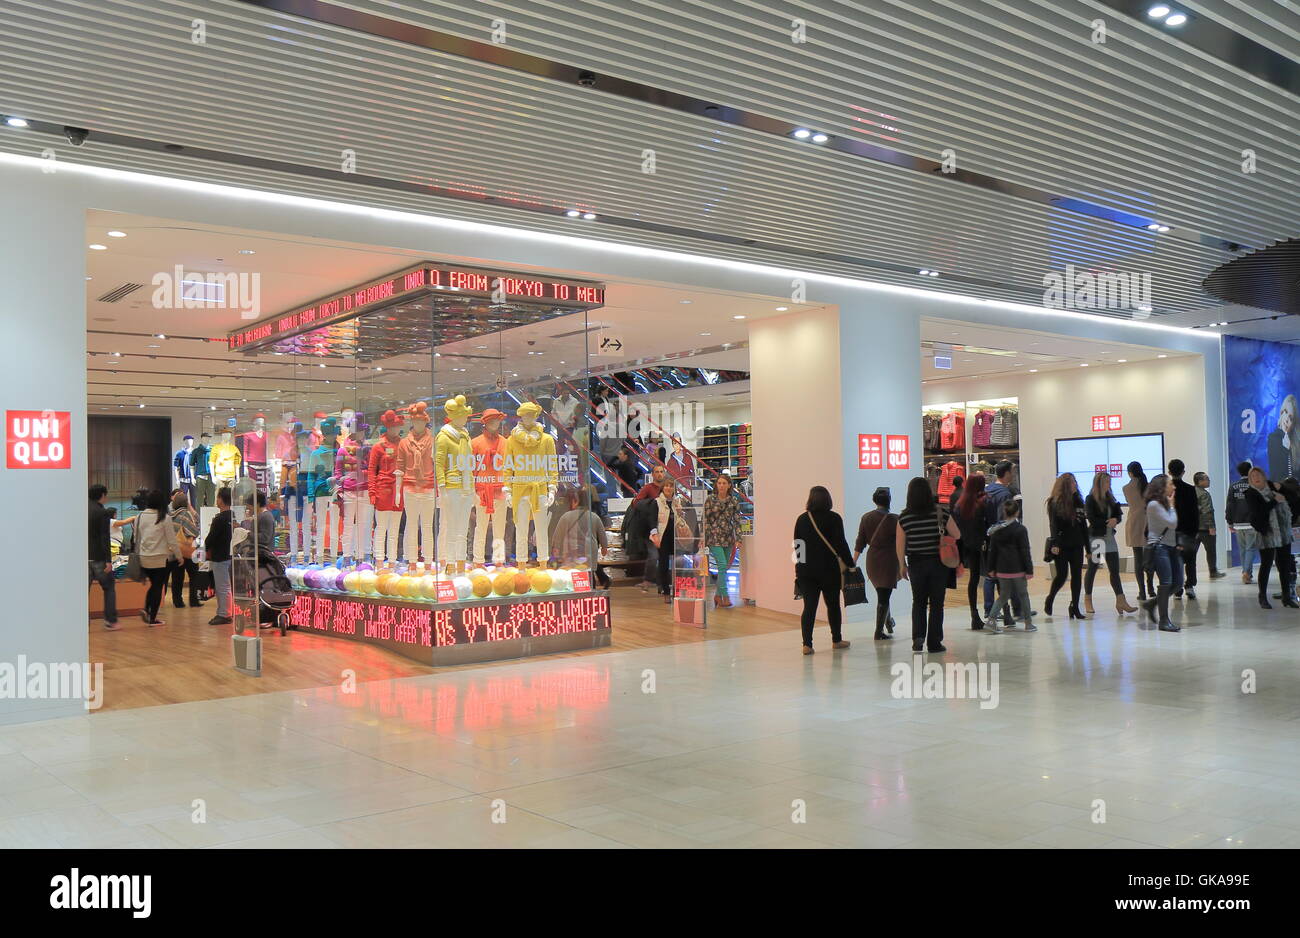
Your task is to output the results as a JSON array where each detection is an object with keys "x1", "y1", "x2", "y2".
[
  {"x1": 63, "y1": 126, "x2": 89, "y2": 146},
  {"x1": 577, "y1": 71, "x2": 597, "y2": 88}
]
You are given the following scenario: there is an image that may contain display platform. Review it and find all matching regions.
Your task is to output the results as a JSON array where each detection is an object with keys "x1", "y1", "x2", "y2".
[{"x1": 286, "y1": 584, "x2": 612, "y2": 666}]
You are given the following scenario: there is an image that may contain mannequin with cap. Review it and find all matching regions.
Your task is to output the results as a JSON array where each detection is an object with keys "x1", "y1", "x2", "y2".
[
  {"x1": 210, "y1": 425, "x2": 242, "y2": 486},
  {"x1": 472, "y1": 407, "x2": 510, "y2": 565},
  {"x1": 304, "y1": 417, "x2": 340, "y2": 562},
  {"x1": 173, "y1": 434, "x2": 197, "y2": 507},
  {"x1": 504, "y1": 401, "x2": 558, "y2": 564},
  {"x1": 395, "y1": 401, "x2": 436, "y2": 569},
  {"x1": 369, "y1": 409, "x2": 405, "y2": 566},
  {"x1": 435, "y1": 394, "x2": 475, "y2": 571},
  {"x1": 241, "y1": 413, "x2": 270, "y2": 492}
]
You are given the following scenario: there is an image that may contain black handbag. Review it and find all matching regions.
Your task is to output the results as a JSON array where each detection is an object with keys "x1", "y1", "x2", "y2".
[
  {"x1": 1042, "y1": 536, "x2": 1056, "y2": 564},
  {"x1": 806, "y1": 512, "x2": 869, "y2": 607}
]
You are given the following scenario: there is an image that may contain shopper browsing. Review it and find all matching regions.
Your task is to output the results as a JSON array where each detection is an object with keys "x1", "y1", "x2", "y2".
[
  {"x1": 982, "y1": 500, "x2": 1035, "y2": 633},
  {"x1": 1141, "y1": 474, "x2": 1183, "y2": 631},
  {"x1": 132, "y1": 490, "x2": 181, "y2": 627},
  {"x1": 854, "y1": 486, "x2": 898, "y2": 640},
  {"x1": 793, "y1": 486, "x2": 856, "y2": 655},
  {"x1": 1084, "y1": 472, "x2": 1138, "y2": 616},
  {"x1": 1044, "y1": 473, "x2": 1089, "y2": 619},
  {"x1": 1225, "y1": 461, "x2": 1259, "y2": 584},
  {"x1": 1192, "y1": 472, "x2": 1227, "y2": 581},
  {"x1": 89, "y1": 484, "x2": 134, "y2": 631},
  {"x1": 629, "y1": 464, "x2": 667, "y2": 593},
  {"x1": 896, "y1": 477, "x2": 961, "y2": 653},
  {"x1": 1168, "y1": 459, "x2": 1200, "y2": 600},
  {"x1": 1122, "y1": 462, "x2": 1153, "y2": 602},
  {"x1": 205, "y1": 487, "x2": 234, "y2": 625}
]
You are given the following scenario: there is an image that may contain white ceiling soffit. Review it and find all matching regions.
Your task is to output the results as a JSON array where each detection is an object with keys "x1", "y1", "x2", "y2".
[{"x1": 2, "y1": 0, "x2": 1299, "y2": 329}]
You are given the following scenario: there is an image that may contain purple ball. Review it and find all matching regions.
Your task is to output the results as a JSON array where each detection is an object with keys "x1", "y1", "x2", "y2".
[
  {"x1": 355, "y1": 562, "x2": 374, "y2": 572},
  {"x1": 333, "y1": 571, "x2": 348, "y2": 591},
  {"x1": 304, "y1": 570, "x2": 321, "y2": 590}
]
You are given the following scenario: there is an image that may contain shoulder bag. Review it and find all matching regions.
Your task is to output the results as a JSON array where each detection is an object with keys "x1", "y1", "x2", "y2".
[
  {"x1": 805, "y1": 512, "x2": 868, "y2": 606},
  {"x1": 937, "y1": 508, "x2": 961, "y2": 569}
]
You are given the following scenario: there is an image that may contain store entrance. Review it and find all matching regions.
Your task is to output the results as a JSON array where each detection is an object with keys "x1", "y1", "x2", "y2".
[{"x1": 83, "y1": 212, "x2": 802, "y2": 709}]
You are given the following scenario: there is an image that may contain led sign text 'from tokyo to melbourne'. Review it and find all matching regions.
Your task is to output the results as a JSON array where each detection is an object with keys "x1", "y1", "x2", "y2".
[
  {"x1": 227, "y1": 263, "x2": 606, "y2": 351},
  {"x1": 288, "y1": 592, "x2": 611, "y2": 649}
]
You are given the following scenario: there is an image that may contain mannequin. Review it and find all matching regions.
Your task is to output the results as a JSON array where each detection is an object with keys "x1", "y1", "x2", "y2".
[
  {"x1": 173, "y1": 435, "x2": 197, "y2": 507},
  {"x1": 192, "y1": 432, "x2": 215, "y2": 508},
  {"x1": 308, "y1": 411, "x2": 327, "y2": 450},
  {"x1": 305, "y1": 418, "x2": 339, "y2": 563},
  {"x1": 210, "y1": 427, "x2": 242, "y2": 487},
  {"x1": 471, "y1": 408, "x2": 509, "y2": 565},
  {"x1": 335, "y1": 418, "x2": 369, "y2": 563},
  {"x1": 369, "y1": 409, "x2": 405, "y2": 566},
  {"x1": 436, "y1": 395, "x2": 475, "y2": 572},
  {"x1": 291, "y1": 419, "x2": 317, "y2": 561},
  {"x1": 504, "y1": 401, "x2": 558, "y2": 565},
  {"x1": 241, "y1": 413, "x2": 270, "y2": 492},
  {"x1": 271, "y1": 412, "x2": 299, "y2": 490},
  {"x1": 395, "y1": 401, "x2": 436, "y2": 569}
]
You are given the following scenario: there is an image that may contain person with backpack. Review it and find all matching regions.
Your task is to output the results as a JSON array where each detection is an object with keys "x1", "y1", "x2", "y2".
[
  {"x1": 1224, "y1": 461, "x2": 1258, "y2": 583},
  {"x1": 982, "y1": 500, "x2": 1035, "y2": 633},
  {"x1": 853, "y1": 486, "x2": 898, "y2": 640},
  {"x1": 1192, "y1": 471, "x2": 1227, "y2": 582}
]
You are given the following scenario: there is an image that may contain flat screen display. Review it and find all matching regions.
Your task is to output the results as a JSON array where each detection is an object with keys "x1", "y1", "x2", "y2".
[{"x1": 1055, "y1": 433, "x2": 1164, "y2": 506}]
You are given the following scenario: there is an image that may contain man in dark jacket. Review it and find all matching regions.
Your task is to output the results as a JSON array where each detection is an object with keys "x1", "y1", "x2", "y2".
[
  {"x1": 982, "y1": 460, "x2": 1024, "y2": 622},
  {"x1": 205, "y1": 486, "x2": 234, "y2": 625},
  {"x1": 1169, "y1": 459, "x2": 1200, "y2": 598},
  {"x1": 611, "y1": 447, "x2": 642, "y2": 497},
  {"x1": 1224, "y1": 460, "x2": 1257, "y2": 583}
]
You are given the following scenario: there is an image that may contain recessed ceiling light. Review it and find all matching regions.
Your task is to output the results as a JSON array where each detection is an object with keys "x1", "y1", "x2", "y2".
[
  {"x1": 582, "y1": 212, "x2": 596, "y2": 220},
  {"x1": 679, "y1": 299, "x2": 692, "y2": 304},
  {"x1": 85, "y1": 276, "x2": 92, "y2": 281},
  {"x1": 700, "y1": 332, "x2": 711, "y2": 336},
  {"x1": 1147, "y1": 4, "x2": 1171, "y2": 16},
  {"x1": 1146, "y1": 223, "x2": 1160, "y2": 230},
  {"x1": 919, "y1": 269, "x2": 930, "y2": 276},
  {"x1": 1029, "y1": 369, "x2": 1039, "y2": 373},
  {"x1": 792, "y1": 129, "x2": 811, "y2": 139},
  {"x1": 138, "y1": 403, "x2": 145, "y2": 409},
  {"x1": 1080, "y1": 363, "x2": 1089, "y2": 367},
  {"x1": 1164, "y1": 13, "x2": 1187, "y2": 26},
  {"x1": 733, "y1": 314, "x2": 746, "y2": 320},
  {"x1": 89, "y1": 243, "x2": 107, "y2": 251},
  {"x1": 238, "y1": 249, "x2": 256, "y2": 255},
  {"x1": 5, "y1": 116, "x2": 29, "y2": 127},
  {"x1": 1137, "y1": 305, "x2": 1153, "y2": 312},
  {"x1": 810, "y1": 133, "x2": 829, "y2": 144},
  {"x1": 1117, "y1": 359, "x2": 1128, "y2": 363},
  {"x1": 564, "y1": 209, "x2": 580, "y2": 217},
  {"x1": 775, "y1": 306, "x2": 788, "y2": 311},
  {"x1": 106, "y1": 230, "x2": 126, "y2": 238},
  {"x1": 1158, "y1": 354, "x2": 1168, "y2": 358},
  {"x1": 147, "y1": 344, "x2": 160, "y2": 349}
]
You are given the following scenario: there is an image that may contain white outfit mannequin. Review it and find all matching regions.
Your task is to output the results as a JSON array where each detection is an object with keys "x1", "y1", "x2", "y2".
[{"x1": 395, "y1": 406, "x2": 436, "y2": 569}]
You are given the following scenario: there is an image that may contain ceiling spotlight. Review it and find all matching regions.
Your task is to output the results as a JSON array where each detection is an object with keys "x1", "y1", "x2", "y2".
[
  {"x1": 1147, "y1": 5, "x2": 1171, "y2": 17},
  {"x1": 928, "y1": 270, "x2": 940, "y2": 277},
  {"x1": 1080, "y1": 363, "x2": 1089, "y2": 367},
  {"x1": 582, "y1": 212, "x2": 596, "y2": 220},
  {"x1": 1117, "y1": 359, "x2": 1128, "y2": 363},
  {"x1": 155, "y1": 333, "x2": 165, "y2": 339},
  {"x1": 792, "y1": 129, "x2": 812, "y2": 139},
  {"x1": 106, "y1": 230, "x2": 126, "y2": 238},
  {"x1": 810, "y1": 133, "x2": 829, "y2": 144},
  {"x1": 4, "y1": 116, "x2": 28, "y2": 127},
  {"x1": 1029, "y1": 369, "x2": 1039, "y2": 373},
  {"x1": 1137, "y1": 305, "x2": 1153, "y2": 312},
  {"x1": 700, "y1": 332, "x2": 712, "y2": 336},
  {"x1": 89, "y1": 243, "x2": 107, "y2": 251},
  {"x1": 1146, "y1": 223, "x2": 1160, "y2": 230},
  {"x1": 1157, "y1": 225, "x2": 1171, "y2": 232},
  {"x1": 733, "y1": 314, "x2": 746, "y2": 320},
  {"x1": 238, "y1": 249, "x2": 256, "y2": 255},
  {"x1": 775, "y1": 306, "x2": 788, "y2": 311},
  {"x1": 1165, "y1": 13, "x2": 1187, "y2": 26},
  {"x1": 138, "y1": 403, "x2": 145, "y2": 409},
  {"x1": 564, "y1": 209, "x2": 580, "y2": 217},
  {"x1": 85, "y1": 276, "x2": 92, "y2": 281},
  {"x1": 1157, "y1": 354, "x2": 1168, "y2": 358}
]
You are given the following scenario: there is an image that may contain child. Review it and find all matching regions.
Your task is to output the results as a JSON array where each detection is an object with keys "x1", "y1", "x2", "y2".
[{"x1": 983, "y1": 499, "x2": 1036, "y2": 633}]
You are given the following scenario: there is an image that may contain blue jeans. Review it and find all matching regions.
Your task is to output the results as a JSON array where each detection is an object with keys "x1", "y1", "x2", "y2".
[
  {"x1": 211, "y1": 560, "x2": 233, "y2": 617},
  {"x1": 89, "y1": 560, "x2": 117, "y2": 624},
  {"x1": 1150, "y1": 544, "x2": 1185, "y2": 592},
  {"x1": 1236, "y1": 529, "x2": 1259, "y2": 574}
]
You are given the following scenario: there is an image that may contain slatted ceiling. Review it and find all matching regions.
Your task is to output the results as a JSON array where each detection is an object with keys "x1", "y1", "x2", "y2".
[
  {"x1": 0, "y1": 0, "x2": 1289, "y2": 326},
  {"x1": 1184, "y1": 0, "x2": 1300, "y2": 59}
]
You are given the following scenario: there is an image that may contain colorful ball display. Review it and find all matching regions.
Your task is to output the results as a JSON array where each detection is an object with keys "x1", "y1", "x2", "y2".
[
  {"x1": 452, "y1": 575, "x2": 473, "y2": 600},
  {"x1": 343, "y1": 572, "x2": 360, "y2": 593},
  {"x1": 418, "y1": 575, "x2": 439, "y2": 601},
  {"x1": 513, "y1": 571, "x2": 533, "y2": 595},
  {"x1": 399, "y1": 576, "x2": 421, "y2": 599},
  {"x1": 492, "y1": 571, "x2": 515, "y2": 596},
  {"x1": 358, "y1": 570, "x2": 378, "y2": 594},
  {"x1": 333, "y1": 571, "x2": 348, "y2": 591},
  {"x1": 355, "y1": 562, "x2": 374, "y2": 572},
  {"x1": 529, "y1": 570, "x2": 553, "y2": 594},
  {"x1": 470, "y1": 574, "x2": 493, "y2": 598},
  {"x1": 377, "y1": 573, "x2": 398, "y2": 596},
  {"x1": 550, "y1": 569, "x2": 573, "y2": 593}
]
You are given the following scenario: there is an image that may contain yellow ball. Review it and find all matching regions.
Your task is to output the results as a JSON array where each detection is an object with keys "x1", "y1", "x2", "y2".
[
  {"x1": 419, "y1": 575, "x2": 440, "y2": 601},
  {"x1": 469, "y1": 567, "x2": 489, "y2": 580},
  {"x1": 492, "y1": 571, "x2": 515, "y2": 596},
  {"x1": 471, "y1": 574, "x2": 493, "y2": 598},
  {"x1": 358, "y1": 570, "x2": 378, "y2": 594},
  {"x1": 529, "y1": 570, "x2": 553, "y2": 594},
  {"x1": 343, "y1": 571, "x2": 360, "y2": 593},
  {"x1": 513, "y1": 571, "x2": 533, "y2": 595},
  {"x1": 400, "y1": 576, "x2": 422, "y2": 599},
  {"x1": 377, "y1": 573, "x2": 399, "y2": 596}
]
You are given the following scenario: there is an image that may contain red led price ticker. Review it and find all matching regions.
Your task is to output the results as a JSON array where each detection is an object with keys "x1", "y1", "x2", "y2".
[
  {"x1": 288, "y1": 592, "x2": 611, "y2": 650},
  {"x1": 228, "y1": 262, "x2": 606, "y2": 351}
]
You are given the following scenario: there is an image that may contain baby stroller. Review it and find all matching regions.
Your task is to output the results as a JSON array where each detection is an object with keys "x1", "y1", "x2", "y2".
[{"x1": 232, "y1": 537, "x2": 296, "y2": 634}]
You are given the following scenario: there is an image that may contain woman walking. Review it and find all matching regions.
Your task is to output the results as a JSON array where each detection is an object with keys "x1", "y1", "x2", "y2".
[
  {"x1": 1084, "y1": 472, "x2": 1138, "y2": 615},
  {"x1": 954, "y1": 473, "x2": 990, "y2": 630},
  {"x1": 133, "y1": 489, "x2": 181, "y2": 626},
  {"x1": 1141, "y1": 474, "x2": 1183, "y2": 631},
  {"x1": 896, "y1": 477, "x2": 961, "y2": 653},
  {"x1": 703, "y1": 474, "x2": 742, "y2": 608},
  {"x1": 1246, "y1": 469, "x2": 1296, "y2": 609},
  {"x1": 1121, "y1": 462, "x2": 1153, "y2": 602},
  {"x1": 1045, "y1": 473, "x2": 1089, "y2": 619},
  {"x1": 854, "y1": 486, "x2": 898, "y2": 640},
  {"x1": 793, "y1": 486, "x2": 856, "y2": 655},
  {"x1": 168, "y1": 490, "x2": 204, "y2": 609}
]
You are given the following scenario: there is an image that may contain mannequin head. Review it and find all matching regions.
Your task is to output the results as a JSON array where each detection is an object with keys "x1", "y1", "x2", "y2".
[
  {"x1": 221, "y1": 429, "x2": 233, "y2": 444},
  {"x1": 182, "y1": 434, "x2": 195, "y2": 451},
  {"x1": 444, "y1": 394, "x2": 472, "y2": 430},
  {"x1": 252, "y1": 413, "x2": 266, "y2": 433},
  {"x1": 199, "y1": 432, "x2": 211, "y2": 449},
  {"x1": 313, "y1": 411, "x2": 327, "y2": 431},
  {"x1": 407, "y1": 401, "x2": 430, "y2": 435},
  {"x1": 281, "y1": 412, "x2": 296, "y2": 432},
  {"x1": 380, "y1": 409, "x2": 405, "y2": 441},
  {"x1": 320, "y1": 417, "x2": 340, "y2": 445},
  {"x1": 671, "y1": 432, "x2": 684, "y2": 456},
  {"x1": 480, "y1": 408, "x2": 506, "y2": 437},
  {"x1": 341, "y1": 407, "x2": 356, "y2": 431},
  {"x1": 517, "y1": 401, "x2": 542, "y2": 430}
]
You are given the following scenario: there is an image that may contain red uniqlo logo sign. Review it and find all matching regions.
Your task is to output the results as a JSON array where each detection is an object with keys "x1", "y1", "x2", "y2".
[
  {"x1": 1095, "y1": 464, "x2": 1108, "y2": 474},
  {"x1": 1091, "y1": 415, "x2": 1107, "y2": 432},
  {"x1": 1109, "y1": 464, "x2": 1123, "y2": 476},
  {"x1": 1107, "y1": 414, "x2": 1122, "y2": 431},
  {"x1": 858, "y1": 434, "x2": 883, "y2": 470},
  {"x1": 6, "y1": 410, "x2": 71, "y2": 469},
  {"x1": 886, "y1": 435, "x2": 910, "y2": 469}
]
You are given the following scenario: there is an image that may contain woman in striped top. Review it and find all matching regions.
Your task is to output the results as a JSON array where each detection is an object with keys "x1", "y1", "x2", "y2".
[{"x1": 895, "y1": 477, "x2": 961, "y2": 653}]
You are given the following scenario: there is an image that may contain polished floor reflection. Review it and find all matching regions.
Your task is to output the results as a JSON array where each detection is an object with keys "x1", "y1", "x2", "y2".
[{"x1": 4, "y1": 577, "x2": 1300, "y2": 848}]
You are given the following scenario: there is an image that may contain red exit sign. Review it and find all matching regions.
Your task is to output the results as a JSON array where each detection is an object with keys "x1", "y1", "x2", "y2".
[
  {"x1": 1091, "y1": 414, "x2": 1122, "y2": 432},
  {"x1": 6, "y1": 410, "x2": 71, "y2": 468}
]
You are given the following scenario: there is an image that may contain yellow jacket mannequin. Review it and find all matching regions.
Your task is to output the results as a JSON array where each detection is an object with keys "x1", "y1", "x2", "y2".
[
  {"x1": 504, "y1": 403, "x2": 557, "y2": 518},
  {"x1": 435, "y1": 395, "x2": 474, "y2": 491},
  {"x1": 210, "y1": 434, "x2": 242, "y2": 481}
]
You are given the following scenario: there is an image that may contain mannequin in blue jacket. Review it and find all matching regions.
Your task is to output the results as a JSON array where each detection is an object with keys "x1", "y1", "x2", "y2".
[{"x1": 305, "y1": 418, "x2": 339, "y2": 562}]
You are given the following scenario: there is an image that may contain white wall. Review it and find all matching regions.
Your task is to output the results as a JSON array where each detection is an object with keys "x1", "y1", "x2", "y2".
[{"x1": 922, "y1": 356, "x2": 1215, "y2": 567}]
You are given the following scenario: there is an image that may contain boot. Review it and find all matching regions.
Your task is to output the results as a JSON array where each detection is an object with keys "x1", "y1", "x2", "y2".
[
  {"x1": 1068, "y1": 602, "x2": 1086, "y2": 619},
  {"x1": 1116, "y1": 595, "x2": 1137, "y2": 614},
  {"x1": 1156, "y1": 585, "x2": 1176, "y2": 629},
  {"x1": 1084, "y1": 595, "x2": 1095, "y2": 615},
  {"x1": 970, "y1": 610, "x2": 985, "y2": 631},
  {"x1": 1284, "y1": 577, "x2": 1299, "y2": 608},
  {"x1": 1140, "y1": 596, "x2": 1158, "y2": 623},
  {"x1": 1259, "y1": 583, "x2": 1273, "y2": 610}
]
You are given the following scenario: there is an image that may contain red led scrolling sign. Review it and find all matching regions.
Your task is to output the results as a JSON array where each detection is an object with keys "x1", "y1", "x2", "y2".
[{"x1": 227, "y1": 262, "x2": 607, "y2": 352}]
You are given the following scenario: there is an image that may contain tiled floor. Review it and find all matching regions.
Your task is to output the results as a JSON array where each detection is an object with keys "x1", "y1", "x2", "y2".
[{"x1": 5, "y1": 576, "x2": 1300, "y2": 848}]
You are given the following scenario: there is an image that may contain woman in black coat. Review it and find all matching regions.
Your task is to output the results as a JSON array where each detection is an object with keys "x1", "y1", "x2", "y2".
[
  {"x1": 1045, "y1": 472, "x2": 1090, "y2": 619},
  {"x1": 793, "y1": 486, "x2": 856, "y2": 655}
]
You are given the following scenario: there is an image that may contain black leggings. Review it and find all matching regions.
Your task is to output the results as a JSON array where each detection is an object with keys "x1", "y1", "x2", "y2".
[
  {"x1": 1257, "y1": 547, "x2": 1278, "y2": 595},
  {"x1": 143, "y1": 566, "x2": 170, "y2": 622},
  {"x1": 170, "y1": 557, "x2": 201, "y2": 605},
  {"x1": 965, "y1": 551, "x2": 983, "y2": 615},
  {"x1": 1085, "y1": 550, "x2": 1124, "y2": 597},
  {"x1": 1047, "y1": 546, "x2": 1083, "y2": 608},
  {"x1": 875, "y1": 586, "x2": 893, "y2": 632},
  {"x1": 798, "y1": 578, "x2": 842, "y2": 646}
]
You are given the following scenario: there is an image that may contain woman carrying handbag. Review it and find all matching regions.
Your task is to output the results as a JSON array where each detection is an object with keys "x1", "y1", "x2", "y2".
[
  {"x1": 896, "y1": 477, "x2": 963, "y2": 653},
  {"x1": 793, "y1": 486, "x2": 858, "y2": 655}
]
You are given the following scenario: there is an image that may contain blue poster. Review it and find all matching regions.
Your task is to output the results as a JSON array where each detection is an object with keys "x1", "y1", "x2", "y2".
[{"x1": 1225, "y1": 336, "x2": 1300, "y2": 482}]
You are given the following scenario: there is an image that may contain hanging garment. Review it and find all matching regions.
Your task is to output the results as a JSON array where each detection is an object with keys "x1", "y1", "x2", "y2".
[
  {"x1": 991, "y1": 408, "x2": 1018, "y2": 447},
  {"x1": 972, "y1": 410, "x2": 996, "y2": 448},
  {"x1": 937, "y1": 461, "x2": 965, "y2": 499},
  {"x1": 939, "y1": 411, "x2": 966, "y2": 451}
]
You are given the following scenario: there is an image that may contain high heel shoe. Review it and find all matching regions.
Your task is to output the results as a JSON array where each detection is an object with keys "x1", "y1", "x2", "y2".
[
  {"x1": 1084, "y1": 595, "x2": 1095, "y2": 615},
  {"x1": 1043, "y1": 596, "x2": 1055, "y2": 618},
  {"x1": 1068, "y1": 603, "x2": 1085, "y2": 619},
  {"x1": 1259, "y1": 595, "x2": 1273, "y2": 610},
  {"x1": 1116, "y1": 596, "x2": 1138, "y2": 614},
  {"x1": 970, "y1": 613, "x2": 985, "y2": 631},
  {"x1": 874, "y1": 629, "x2": 891, "y2": 640}
]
